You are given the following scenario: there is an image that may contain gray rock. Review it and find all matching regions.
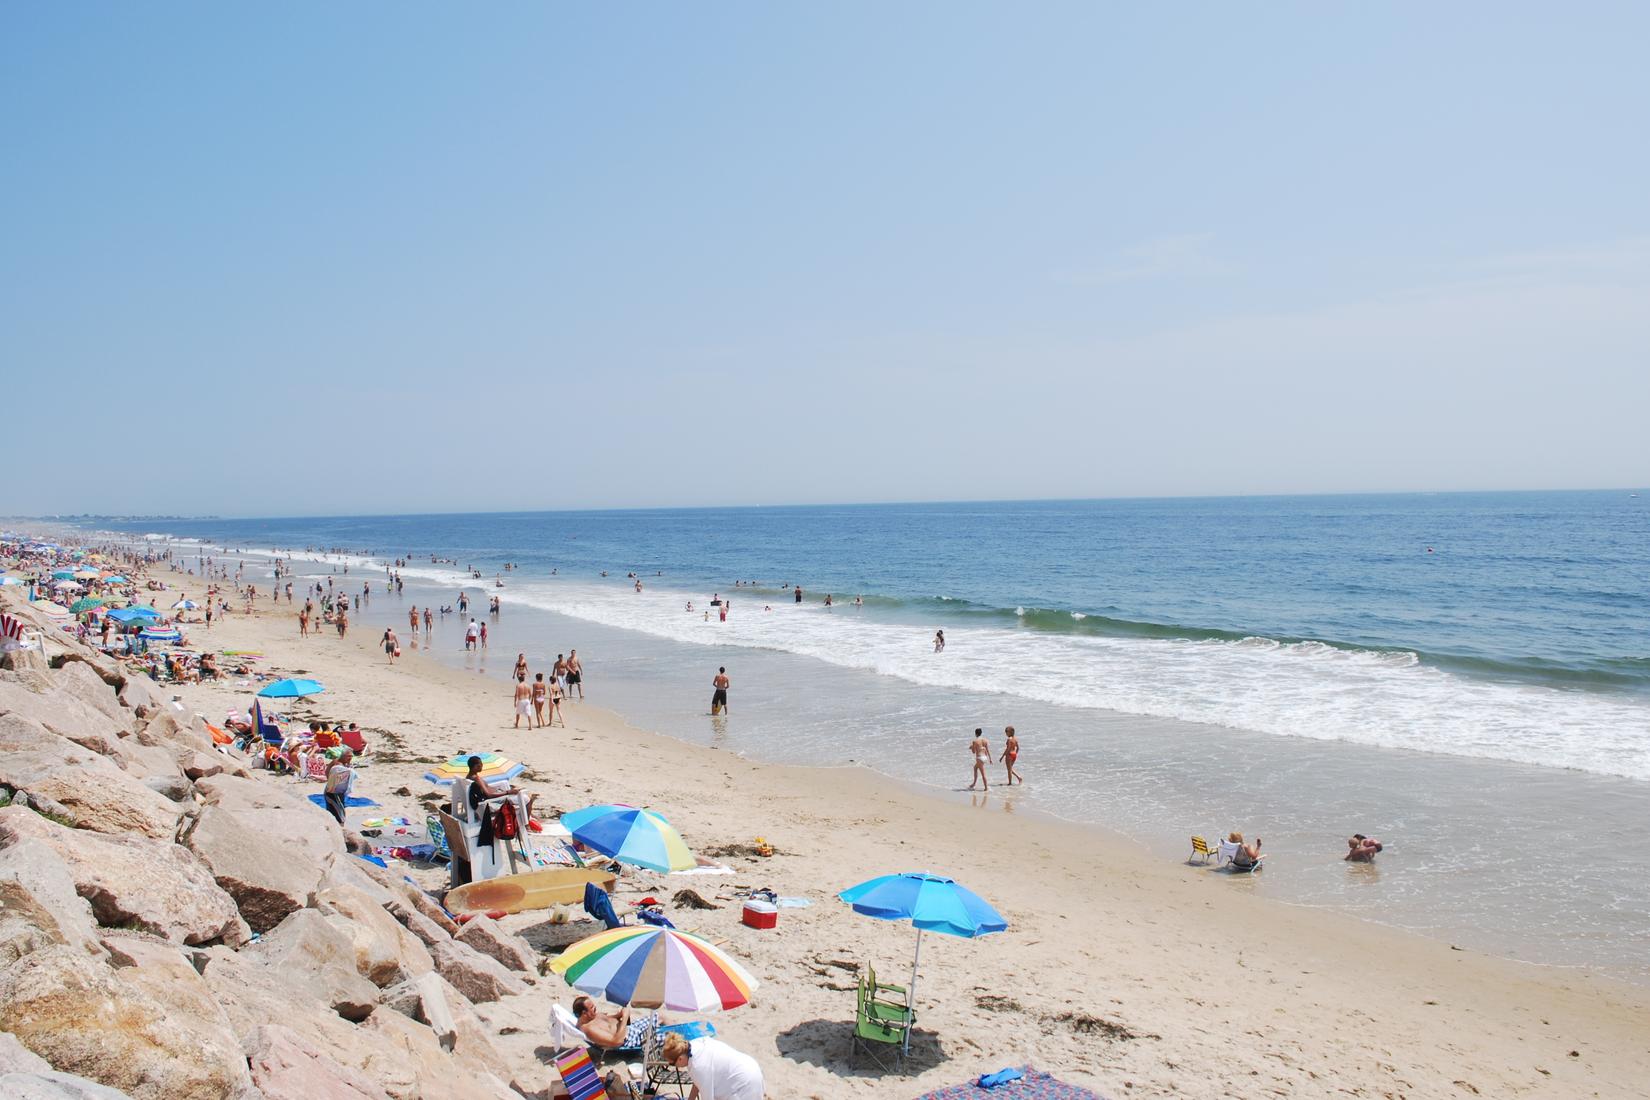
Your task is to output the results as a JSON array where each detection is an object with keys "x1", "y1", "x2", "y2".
[
  {"x1": 0, "y1": 943, "x2": 253, "y2": 1100},
  {"x1": 0, "y1": 1069, "x2": 137, "y2": 1098},
  {"x1": 317, "y1": 885, "x2": 433, "y2": 987},
  {"x1": 0, "y1": 807, "x2": 248, "y2": 947},
  {"x1": 429, "y1": 937, "x2": 528, "y2": 1003},
  {"x1": 48, "y1": 661, "x2": 128, "y2": 729},
  {"x1": 455, "y1": 915, "x2": 537, "y2": 975},
  {"x1": 0, "y1": 837, "x2": 106, "y2": 964},
  {"x1": 242, "y1": 908, "x2": 380, "y2": 1021},
  {"x1": 182, "y1": 803, "x2": 320, "y2": 933},
  {"x1": 0, "y1": 715, "x2": 180, "y2": 840},
  {"x1": 140, "y1": 774, "x2": 194, "y2": 802},
  {"x1": 243, "y1": 1024, "x2": 391, "y2": 1100},
  {"x1": 386, "y1": 898, "x2": 452, "y2": 948}
]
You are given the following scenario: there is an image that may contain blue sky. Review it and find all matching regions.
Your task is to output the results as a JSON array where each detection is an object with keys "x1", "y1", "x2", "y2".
[{"x1": 3, "y1": 3, "x2": 1646, "y2": 515}]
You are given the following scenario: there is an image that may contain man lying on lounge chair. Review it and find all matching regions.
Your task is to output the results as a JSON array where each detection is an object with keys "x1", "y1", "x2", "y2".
[{"x1": 572, "y1": 995, "x2": 659, "y2": 1054}]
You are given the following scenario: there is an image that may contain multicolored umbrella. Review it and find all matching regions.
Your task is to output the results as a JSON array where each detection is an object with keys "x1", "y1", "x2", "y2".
[
  {"x1": 549, "y1": 926, "x2": 758, "y2": 1012},
  {"x1": 561, "y1": 805, "x2": 694, "y2": 873},
  {"x1": 257, "y1": 677, "x2": 325, "y2": 698},
  {"x1": 424, "y1": 751, "x2": 525, "y2": 786},
  {"x1": 170, "y1": 598, "x2": 199, "y2": 610}
]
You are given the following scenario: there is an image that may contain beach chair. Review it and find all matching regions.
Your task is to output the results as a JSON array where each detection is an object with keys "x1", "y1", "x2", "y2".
[
  {"x1": 1220, "y1": 840, "x2": 1263, "y2": 873},
  {"x1": 552, "y1": 1046, "x2": 610, "y2": 1100},
  {"x1": 1190, "y1": 835, "x2": 1218, "y2": 864},
  {"x1": 1216, "y1": 839, "x2": 1240, "y2": 867},
  {"x1": 251, "y1": 699, "x2": 284, "y2": 745},
  {"x1": 851, "y1": 974, "x2": 908, "y2": 1073},
  {"x1": 865, "y1": 964, "x2": 908, "y2": 1011},
  {"x1": 642, "y1": 1020, "x2": 716, "y2": 1099},
  {"x1": 438, "y1": 810, "x2": 475, "y2": 889}
]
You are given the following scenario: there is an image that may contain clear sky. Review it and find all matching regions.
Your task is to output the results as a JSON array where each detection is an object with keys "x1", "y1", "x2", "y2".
[{"x1": 3, "y1": 3, "x2": 1646, "y2": 516}]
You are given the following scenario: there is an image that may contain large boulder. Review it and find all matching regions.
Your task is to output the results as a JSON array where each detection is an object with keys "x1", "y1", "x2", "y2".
[
  {"x1": 357, "y1": 1010, "x2": 516, "y2": 1100},
  {"x1": 0, "y1": 944, "x2": 252, "y2": 1100},
  {"x1": 0, "y1": 837, "x2": 106, "y2": 964},
  {"x1": 379, "y1": 971, "x2": 461, "y2": 1047},
  {"x1": 0, "y1": 716, "x2": 180, "y2": 840},
  {"x1": 0, "y1": 680, "x2": 128, "y2": 760},
  {"x1": 243, "y1": 1024, "x2": 391, "y2": 1100},
  {"x1": 114, "y1": 675, "x2": 166, "y2": 719},
  {"x1": 0, "y1": 807, "x2": 248, "y2": 947},
  {"x1": 182, "y1": 803, "x2": 320, "y2": 933},
  {"x1": 195, "y1": 774, "x2": 343, "y2": 862},
  {"x1": 134, "y1": 710, "x2": 213, "y2": 755},
  {"x1": 47, "y1": 662, "x2": 128, "y2": 730},
  {"x1": 317, "y1": 885, "x2": 433, "y2": 987},
  {"x1": 455, "y1": 915, "x2": 537, "y2": 975},
  {"x1": 241, "y1": 908, "x2": 380, "y2": 1021},
  {"x1": 190, "y1": 945, "x2": 366, "y2": 1054},
  {"x1": 429, "y1": 937, "x2": 528, "y2": 1003},
  {"x1": 387, "y1": 898, "x2": 453, "y2": 948}
]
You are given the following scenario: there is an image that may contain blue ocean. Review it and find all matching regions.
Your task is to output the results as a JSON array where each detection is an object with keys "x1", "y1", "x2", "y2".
[{"x1": 105, "y1": 490, "x2": 1650, "y2": 977}]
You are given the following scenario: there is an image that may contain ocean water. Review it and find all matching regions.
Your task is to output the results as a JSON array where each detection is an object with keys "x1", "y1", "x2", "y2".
[{"x1": 105, "y1": 491, "x2": 1650, "y2": 978}]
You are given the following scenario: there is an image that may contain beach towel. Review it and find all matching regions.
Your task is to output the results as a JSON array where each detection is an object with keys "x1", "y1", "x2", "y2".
[
  {"x1": 582, "y1": 882, "x2": 624, "y2": 930},
  {"x1": 307, "y1": 793, "x2": 379, "y2": 810},
  {"x1": 913, "y1": 1067, "x2": 1103, "y2": 1100}
]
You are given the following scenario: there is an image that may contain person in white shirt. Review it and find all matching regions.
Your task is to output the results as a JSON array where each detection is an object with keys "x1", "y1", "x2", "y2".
[
  {"x1": 323, "y1": 750, "x2": 355, "y2": 825},
  {"x1": 660, "y1": 1033, "x2": 764, "y2": 1100}
]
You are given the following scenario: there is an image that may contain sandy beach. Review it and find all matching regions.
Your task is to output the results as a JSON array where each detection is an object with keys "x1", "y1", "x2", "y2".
[{"x1": 151, "y1": 579, "x2": 1650, "y2": 1099}]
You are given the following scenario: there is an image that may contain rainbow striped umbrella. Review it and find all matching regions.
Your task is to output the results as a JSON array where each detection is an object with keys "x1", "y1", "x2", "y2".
[
  {"x1": 424, "y1": 751, "x2": 525, "y2": 786},
  {"x1": 550, "y1": 926, "x2": 758, "y2": 1012},
  {"x1": 561, "y1": 804, "x2": 694, "y2": 873}
]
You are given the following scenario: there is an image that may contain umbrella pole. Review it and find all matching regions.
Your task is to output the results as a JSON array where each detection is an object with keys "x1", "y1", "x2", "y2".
[{"x1": 905, "y1": 928, "x2": 922, "y2": 1056}]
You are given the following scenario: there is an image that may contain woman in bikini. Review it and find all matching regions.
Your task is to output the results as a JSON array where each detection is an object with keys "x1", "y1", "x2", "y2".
[
  {"x1": 1002, "y1": 726, "x2": 1022, "y2": 785},
  {"x1": 968, "y1": 728, "x2": 991, "y2": 791}
]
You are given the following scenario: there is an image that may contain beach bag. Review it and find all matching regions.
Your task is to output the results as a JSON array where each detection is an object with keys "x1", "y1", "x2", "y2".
[{"x1": 494, "y1": 800, "x2": 519, "y2": 839}]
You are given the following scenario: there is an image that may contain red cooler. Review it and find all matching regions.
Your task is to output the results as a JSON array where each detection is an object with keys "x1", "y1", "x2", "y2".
[{"x1": 741, "y1": 899, "x2": 778, "y2": 929}]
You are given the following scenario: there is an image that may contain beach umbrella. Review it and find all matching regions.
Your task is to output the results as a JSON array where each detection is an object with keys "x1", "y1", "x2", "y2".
[
  {"x1": 0, "y1": 576, "x2": 23, "y2": 586},
  {"x1": 549, "y1": 926, "x2": 759, "y2": 1012},
  {"x1": 257, "y1": 677, "x2": 325, "y2": 698},
  {"x1": 138, "y1": 626, "x2": 183, "y2": 644},
  {"x1": 107, "y1": 606, "x2": 160, "y2": 624},
  {"x1": 51, "y1": 579, "x2": 83, "y2": 591},
  {"x1": 560, "y1": 805, "x2": 694, "y2": 873},
  {"x1": 838, "y1": 872, "x2": 1007, "y2": 1053},
  {"x1": 73, "y1": 568, "x2": 99, "y2": 580},
  {"x1": 102, "y1": 575, "x2": 129, "y2": 584},
  {"x1": 424, "y1": 751, "x2": 524, "y2": 786},
  {"x1": 51, "y1": 570, "x2": 76, "y2": 580},
  {"x1": 69, "y1": 597, "x2": 104, "y2": 615},
  {"x1": 171, "y1": 598, "x2": 199, "y2": 611}
]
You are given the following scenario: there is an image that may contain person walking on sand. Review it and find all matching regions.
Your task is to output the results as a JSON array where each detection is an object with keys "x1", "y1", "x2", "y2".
[
  {"x1": 553, "y1": 653, "x2": 567, "y2": 689},
  {"x1": 547, "y1": 674, "x2": 566, "y2": 727},
  {"x1": 299, "y1": 608, "x2": 309, "y2": 637},
  {"x1": 512, "y1": 673, "x2": 532, "y2": 729},
  {"x1": 566, "y1": 649, "x2": 583, "y2": 700},
  {"x1": 711, "y1": 667, "x2": 730, "y2": 715},
  {"x1": 531, "y1": 672, "x2": 548, "y2": 727},
  {"x1": 382, "y1": 627, "x2": 399, "y2": 663},
  {"x1": 1002, "y1": 726, "x2": 1022, "y2": 785},
  {"x1": 514, "y1": 652, "x2": 528, "y2": 681},
  {"x1": 968, "y1": 728, "x2": 991, "y2": 791}
]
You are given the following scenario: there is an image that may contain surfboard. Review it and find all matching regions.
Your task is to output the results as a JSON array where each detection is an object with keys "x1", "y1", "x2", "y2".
[{"x1": 444, "y1": 866, "x2": 617, "y2": 915}]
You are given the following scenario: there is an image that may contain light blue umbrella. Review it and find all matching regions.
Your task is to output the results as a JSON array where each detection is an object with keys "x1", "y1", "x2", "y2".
[
  {"x1": 102, "y1": 575, "x2": 129, "y2": 584},
  {"x1": 51, "y1": 570, "x2": 76, "y2": 580},
  {"x1": 838, "y1": 873, "x2": 1008, "y2": 1052},
  {"x1": 561, "y1": 804, "x2": 695, "y2": 873},
  {"x1": 107, "y1": 606, "x2": 160, "y2": 624},
  {"x1": 138, "y1": 626, "x2": 183, "y2": 644},
  {"x1": 257, "y1": 677, "x2": 325, "y2": 698}
]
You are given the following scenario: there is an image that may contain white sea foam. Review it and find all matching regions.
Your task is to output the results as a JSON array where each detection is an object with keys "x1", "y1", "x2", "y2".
[{"x1": 231, "y1": 551, "x2": 1650, "y2": 783}]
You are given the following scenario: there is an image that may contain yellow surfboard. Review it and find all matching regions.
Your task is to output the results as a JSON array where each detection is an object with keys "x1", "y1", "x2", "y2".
[{"x1": 444, "y1": 866, "x2": 617, "y2": 915}]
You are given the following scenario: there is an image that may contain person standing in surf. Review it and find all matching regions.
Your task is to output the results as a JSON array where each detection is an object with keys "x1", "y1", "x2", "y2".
[
  {"x1": 711, "y1": 667, "x2": 730, "y2": 715},
  {"x1": 1002, "y1": 726, "x2": 1022, "y2": 785},
  {"x1": 968, "y1": 728, "x2": 991, "y2": 791}
]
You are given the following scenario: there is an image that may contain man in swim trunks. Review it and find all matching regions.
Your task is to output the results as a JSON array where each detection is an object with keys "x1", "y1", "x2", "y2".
[
  {"x1": 566, "y1": 649, "x2": 583, "y2": 700},
  {"x1": 711, "y1": 667, "x2": 729, "y2": 715},
  {"x1": 512, "y1": 673, "x2": 532, "y2": 729}
]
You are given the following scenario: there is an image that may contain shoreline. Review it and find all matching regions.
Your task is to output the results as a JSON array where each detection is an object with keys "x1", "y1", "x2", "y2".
[{"x1": 158, "y1": 574, "x2": 1650, "y2": 1098}]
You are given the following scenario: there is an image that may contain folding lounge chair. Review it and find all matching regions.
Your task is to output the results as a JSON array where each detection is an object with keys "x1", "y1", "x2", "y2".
[
  {"x1": 1220, "y1": 840, "x2": 1263, "y2": 873},
  {"x1": 1189, "y1": 835, "x2": 1218, "y2": 864},
  {"x1": 851, "y1": 972, "x2": 908, "y2": 1072}
]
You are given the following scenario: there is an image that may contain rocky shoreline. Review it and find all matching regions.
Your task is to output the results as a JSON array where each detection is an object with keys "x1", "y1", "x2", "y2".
[{"x1": 1, "y1": 587, "x2": 571, "y2": 1100}]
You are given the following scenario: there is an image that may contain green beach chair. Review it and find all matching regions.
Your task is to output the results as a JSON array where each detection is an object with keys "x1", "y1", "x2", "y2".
[{"x1": 851, "y1": 972, "x2": 909, "y2": 1072}]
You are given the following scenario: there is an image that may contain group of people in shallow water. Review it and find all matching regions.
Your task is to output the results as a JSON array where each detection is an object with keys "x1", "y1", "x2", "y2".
[{"x1": 967, "y1": 726, "x2": 1021, "y2": 790}]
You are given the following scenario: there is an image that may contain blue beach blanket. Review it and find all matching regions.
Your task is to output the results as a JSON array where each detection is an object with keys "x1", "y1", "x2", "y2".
[{"x1": 307, "y1": 793, "x2": 380, "y2": 809}]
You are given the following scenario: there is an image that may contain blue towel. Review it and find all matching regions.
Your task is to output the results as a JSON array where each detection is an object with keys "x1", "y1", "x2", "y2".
[
  {"x1": 582, "y1": 882, "x2": 624, "y2": 929},
  {"x1": 307, "y1": 793, "x2": 379, "y2": 809},
  {"x1": 354, "y1": 854, "x2": 388, "y2": 868},
  {"x1": 637, "y1": 908, "x2": 676, "y2": 928},
  {"x1": 658, "y1": 1021, "x2": 716, "y2": 1041},
  {"x1": 978, "y1": 1068, "x2": 1025, "y2": 1089}
]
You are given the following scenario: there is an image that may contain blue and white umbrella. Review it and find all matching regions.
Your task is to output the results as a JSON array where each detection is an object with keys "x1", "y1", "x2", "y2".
[
  {"x1": 838, "y1": 872, "x2": 1007, "y2": 1051},
  {"x1": 138, "y1": 626, "x2": 183, "y2": 644}
]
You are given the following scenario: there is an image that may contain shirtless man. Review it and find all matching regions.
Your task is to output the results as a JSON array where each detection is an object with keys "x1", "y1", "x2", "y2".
[
  {"x1": 409, "y1": 606, "x2": 420, "y2": 634},
  {"x1": 512, "y1": 673, "x2": 532, "y2": 729},
  {"x1": 968, "y1": 728, "x2": 991, "y2": 791},
  {"x1": 552, "y1": 653, "x2": 567, "y2": 689},
  {"x1": 565, "y1": 650, "x2": 583, "y2": 700},
  {"x1": 711, "y1": 667, "x2": 730, "y2": 715}
]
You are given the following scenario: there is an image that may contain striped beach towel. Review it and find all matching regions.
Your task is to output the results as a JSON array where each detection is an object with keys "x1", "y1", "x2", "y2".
[
  {"x1": 552, "y1": 1047, "x2": 608, "y2": 1100},
  {"x1": 0, "y1": 613, "x2": 22, "y2": 652}
]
